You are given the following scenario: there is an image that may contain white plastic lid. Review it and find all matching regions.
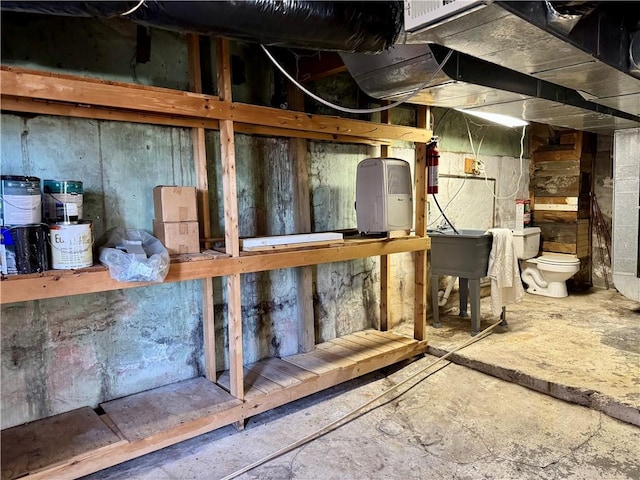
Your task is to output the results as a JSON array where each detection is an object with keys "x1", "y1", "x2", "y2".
[{"x1": 511, "y1": 227, "x2": 541, "y2": 236}]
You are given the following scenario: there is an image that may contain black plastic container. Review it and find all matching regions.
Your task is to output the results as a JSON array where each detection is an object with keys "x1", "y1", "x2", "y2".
[{"x1": 11, "y1": 224, "x2": 48, "y2": 274}]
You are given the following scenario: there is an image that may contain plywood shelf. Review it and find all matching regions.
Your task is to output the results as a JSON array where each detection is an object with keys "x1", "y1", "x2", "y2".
[
  {"x1": 0, "y1": 236, "x2": 429, "y2": 304},
  {"x1": 1, "y1": 330, "x2": 427, "y2": 480}
]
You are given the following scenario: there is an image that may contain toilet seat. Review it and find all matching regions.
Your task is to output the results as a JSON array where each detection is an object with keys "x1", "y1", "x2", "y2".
[{"x1": 537, "y1": 255, "x2": 580, "y2": 267}]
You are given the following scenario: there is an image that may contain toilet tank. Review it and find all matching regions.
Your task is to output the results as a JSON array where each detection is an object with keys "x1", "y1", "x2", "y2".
[{"x1": 512, "y1": 227, "x2": 541, "y2": 259}]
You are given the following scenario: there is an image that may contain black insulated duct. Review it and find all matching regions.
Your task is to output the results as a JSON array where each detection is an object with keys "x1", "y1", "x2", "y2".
[{"x1": 0, "y1": 1, "x2": 403, "y2": 53}]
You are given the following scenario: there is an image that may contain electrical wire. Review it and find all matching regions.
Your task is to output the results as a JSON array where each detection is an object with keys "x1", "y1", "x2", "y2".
[
  {"x1": 432, "y1": 194, "x2": 459, "y2": 234},
  {"x1": 630, "y1": 34, "x2": 639, "y2": 71},
  {"x1": 481, "y1": 124, "x2": 527, "y2": 200},
  {"x1": 220, "y1": 320, "x2": 504, "y2": 480},
  {"x1": 120, "y1": 0, "x2": 145, "y2": 16},
  {"x1": 261, "y1": 45, "x2": 453, "y2": 115},
  {"x1": 427, "y1": 112, "x2": 486, "y2": 229}
]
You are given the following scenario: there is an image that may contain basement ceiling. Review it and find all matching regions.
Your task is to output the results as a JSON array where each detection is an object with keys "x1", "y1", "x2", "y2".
[{"x1": 343, "y1": 1, "x2": 640, "y2": 133}]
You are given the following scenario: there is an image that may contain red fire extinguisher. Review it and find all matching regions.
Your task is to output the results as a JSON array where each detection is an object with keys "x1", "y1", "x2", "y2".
[{"x1": 427, "y1": 136, "x2": 439, "y2": 195}]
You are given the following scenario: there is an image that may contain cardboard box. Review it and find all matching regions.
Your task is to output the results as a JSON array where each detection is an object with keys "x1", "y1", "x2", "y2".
[
  {"x1": 153, "y1": 220, "x2": 200, "y2": 255},
  {"x1": 153, "y1": 186, "x2": 198, "y2": 222}
]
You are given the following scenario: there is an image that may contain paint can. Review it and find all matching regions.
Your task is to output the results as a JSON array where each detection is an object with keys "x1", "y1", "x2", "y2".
[
  {"x1": 0, "y1": 176, "x2": 42, "y2": 226},
  {"x1": 43, "y1": 180, "x2": 83, "y2": 223},
  {"x1": 10, "y1": 224, "x2": 48, "y2": 274},
  {"x1": 49, "y1": 221, "x2": 93, "y2": 269}
]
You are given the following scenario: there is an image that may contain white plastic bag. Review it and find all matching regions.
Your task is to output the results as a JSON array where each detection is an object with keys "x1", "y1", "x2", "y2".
[{"x1": 99, "y1": 228, "x2": 169, "y2": 282}]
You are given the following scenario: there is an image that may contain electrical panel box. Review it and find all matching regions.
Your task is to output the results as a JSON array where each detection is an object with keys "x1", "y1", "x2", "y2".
[{"x1": 356, "y1": 158, "x2": 413, "y2": 233}]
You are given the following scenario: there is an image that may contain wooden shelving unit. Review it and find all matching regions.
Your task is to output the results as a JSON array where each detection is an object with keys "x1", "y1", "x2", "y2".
[{"x1": 0, "y1": 36, "x2": 432, "y2": 479}]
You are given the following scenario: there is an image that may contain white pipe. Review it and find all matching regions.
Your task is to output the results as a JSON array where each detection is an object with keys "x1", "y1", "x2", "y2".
[
  {"x1": 522, "y1": 265, "x2": 548, "y2": 289},
  {"x1": 438, "y1": 276, "x2": 457, "y2": 306}
]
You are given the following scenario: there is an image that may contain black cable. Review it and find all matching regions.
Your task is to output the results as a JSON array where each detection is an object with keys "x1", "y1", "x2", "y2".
[{"x1": 432, "y1": 194, "x2": 459, "y2": 234}]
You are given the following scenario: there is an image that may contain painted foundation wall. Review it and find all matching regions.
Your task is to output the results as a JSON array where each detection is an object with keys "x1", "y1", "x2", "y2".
[{"x1": 1, "y1": 13, "x2": 529, "y2": 429}]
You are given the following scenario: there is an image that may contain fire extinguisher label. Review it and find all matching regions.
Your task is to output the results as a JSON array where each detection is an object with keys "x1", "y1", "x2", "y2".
[{"x1": 427, "y1": 168, "x2": 438, "y2": 194}]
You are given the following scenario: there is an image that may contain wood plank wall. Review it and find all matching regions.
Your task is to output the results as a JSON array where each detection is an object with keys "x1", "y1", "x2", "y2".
[{"x1": 530, "y1": 126, "x2": 595, "y2": 288}]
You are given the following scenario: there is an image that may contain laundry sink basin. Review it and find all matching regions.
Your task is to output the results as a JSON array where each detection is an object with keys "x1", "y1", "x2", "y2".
[{"x1": 429, "y1": 229, "x2": 493, "y2": 279}]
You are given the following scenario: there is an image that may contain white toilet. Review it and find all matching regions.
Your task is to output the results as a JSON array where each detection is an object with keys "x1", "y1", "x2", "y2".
[{"x1": 511, "y1": 227, "x2": 581, "y2": 298}]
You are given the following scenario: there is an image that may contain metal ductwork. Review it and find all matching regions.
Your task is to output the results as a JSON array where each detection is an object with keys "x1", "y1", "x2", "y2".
[
  {"x1": 341, "y1": 43, "x2": 640, "y2": 133},
  {"x1": 377, "y1": 0, "x2": 640, "y2": 132}
]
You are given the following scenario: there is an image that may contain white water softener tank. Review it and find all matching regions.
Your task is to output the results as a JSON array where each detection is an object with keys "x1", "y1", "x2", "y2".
[{"x1": 355, "y1": 158, "x2": 413, "y2": 233}]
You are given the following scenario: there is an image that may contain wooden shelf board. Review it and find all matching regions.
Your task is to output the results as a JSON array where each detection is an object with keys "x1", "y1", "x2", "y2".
[
  {"x1": 1, "y1": 236, "x2": 429, "y2": 304},
  {"x1": 1, "y1": 95, "x2": 386, "y2": 146},
  {"x1": 100, "y1": 377, "x2": 242, "y2": 442},
  {"x1": 1, "y1": 330, "x2": 425, "y2": 480},
  {"x1": 1, "y1": 407, "x2": 125, "y2": 480},
  {"x1": 1, "y1": 66, "x2": 431, "y2": 143},
  {"x1": 241, "y1": 329, "x2": 428, "y2": 418}
]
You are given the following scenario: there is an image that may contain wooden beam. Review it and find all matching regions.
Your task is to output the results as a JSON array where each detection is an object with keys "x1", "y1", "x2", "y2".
[
  {"x1": 285, "y1": 51, "x2": 347, "y2": 83},
  {"x1": 379, "y1": 104, "x2": 391, "y2": 332},
  {"x1": 413, "y1": 105, "x2": 430, "y2": 341},
  {"x1": 288, "y1": 85, "x2": 315, "y2": 353},
  {"x1": 188, "y1": 33, "x2": 217, "y2": 382},
  {"x1": 1, "y1": 95, "x2": 388, "y2": 146},
  {"x1": 542, "y1": 242, "x2": 577, "y2": 254},
  {"x1": 216, "y1": 37, "x2": 243, "y2": 403},
  {"x1": 0, "y1": 66, "x2": 431, "y2": 143},
  {"x1": 534, "y1": 211, "x2": 578, "y2": 223}
]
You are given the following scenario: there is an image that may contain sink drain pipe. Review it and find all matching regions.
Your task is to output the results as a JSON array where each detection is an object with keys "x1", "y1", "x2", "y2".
[
  {"x1": 220, "y1": 319, "x2": 504, "y2": 480},
  {"x1": 438, "y1": 276, "x2": 457, "y2": 306}
]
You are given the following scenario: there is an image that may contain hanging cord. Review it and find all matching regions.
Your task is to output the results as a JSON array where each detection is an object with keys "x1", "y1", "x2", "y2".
[
  {"x1": 432, "y1": 194, "x2": 459, "y2": 234},
  {"x1": 220, "y1": 320, "x2": 503, "y2": 480},
  {"x1": 261, "y1": 45, "x2": 453, "y2": 115},
  {"x1": 479, "y1": 122, "x2": 527, "y2": 200},
  {"x1": 428, "y1": 114, "x2": 487, "y2": 229},
  {"x1": 120, "y1": 0, "x2": 145, "y2": 16}
]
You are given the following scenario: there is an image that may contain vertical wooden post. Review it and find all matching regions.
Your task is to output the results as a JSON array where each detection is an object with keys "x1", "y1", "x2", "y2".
[
  {"x1": 379, "y1": 105, "x2": 392, "y2": 331},
  {"x1": 414, "y1": 106, "x2": 430, "y2": 341},
  {"x1": 187, "y1": 34, "x2": 217, "y2": 381},
  {"x1": 288, "y1": 85, "x2": 315, "y2": 353},
  {"x1": 217, "y1": 37, "x2": 243, "y2": 401}
]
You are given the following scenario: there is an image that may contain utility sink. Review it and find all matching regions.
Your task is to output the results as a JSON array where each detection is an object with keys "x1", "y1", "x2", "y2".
[
  {"x1": 429, "y1": 229, "x2": 493, "y2": 280},
  {"x1": 429, "y1": 228, "x2": 495, "y2": 336}
]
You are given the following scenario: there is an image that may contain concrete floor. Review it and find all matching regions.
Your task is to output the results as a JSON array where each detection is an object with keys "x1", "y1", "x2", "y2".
[{"x1": 85, "y1": 288, "x2": 640, "y2": 480}]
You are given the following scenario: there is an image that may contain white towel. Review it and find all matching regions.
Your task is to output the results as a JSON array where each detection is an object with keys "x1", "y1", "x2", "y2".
[{"x1": 486, "y1": 228, "x2": 524, "y2": 317}]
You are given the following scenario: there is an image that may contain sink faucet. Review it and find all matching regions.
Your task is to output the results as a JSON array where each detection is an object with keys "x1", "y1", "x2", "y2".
[{"x1": 437, "y1": 219, "x2": 454, "y2": 231}]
